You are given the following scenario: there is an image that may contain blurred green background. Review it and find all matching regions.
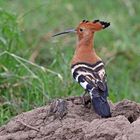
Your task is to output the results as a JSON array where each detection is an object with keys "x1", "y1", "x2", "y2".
[{"x1": 0, "y1": 0, "x2": 140, "y2": 125}]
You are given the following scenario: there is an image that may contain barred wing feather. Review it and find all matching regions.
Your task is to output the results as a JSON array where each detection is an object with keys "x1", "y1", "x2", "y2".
[{"x1": 71, "y1": 61, "x2": 111, "y2": 118}]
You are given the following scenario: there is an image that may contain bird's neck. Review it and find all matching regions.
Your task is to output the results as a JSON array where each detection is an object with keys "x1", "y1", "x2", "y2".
[
  {"x1": 71, "y1": 34, "x2": 101, "y2": 65},
  {"x1": 77, "y1": 35, "x2": 93, "y2": 50}
]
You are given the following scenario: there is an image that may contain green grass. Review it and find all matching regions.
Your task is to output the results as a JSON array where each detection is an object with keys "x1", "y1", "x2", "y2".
[{"x1": 0, "y1": 0, "x2": 140, "y2": 125}]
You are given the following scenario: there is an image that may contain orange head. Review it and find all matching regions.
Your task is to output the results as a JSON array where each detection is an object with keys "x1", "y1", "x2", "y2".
[{"x1": 52, "y1": 19, "x2": 110, "y2": 39}]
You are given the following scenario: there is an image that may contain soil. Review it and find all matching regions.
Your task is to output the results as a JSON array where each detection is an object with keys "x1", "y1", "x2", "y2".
[{"x1": 0, "y1": 96, "x2": 140, "y2": 140}]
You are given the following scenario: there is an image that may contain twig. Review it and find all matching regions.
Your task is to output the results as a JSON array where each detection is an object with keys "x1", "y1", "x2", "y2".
[{"x1": 16, "y1": 120, "x2": 40, "y2": 132}]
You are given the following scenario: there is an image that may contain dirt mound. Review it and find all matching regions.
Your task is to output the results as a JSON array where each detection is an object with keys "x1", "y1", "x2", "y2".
[{"x1": 0, "y1": 97, "x2": 140, "y2": 140}]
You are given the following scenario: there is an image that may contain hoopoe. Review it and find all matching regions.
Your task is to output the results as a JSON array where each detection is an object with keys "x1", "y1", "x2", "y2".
[{"x1": 53, "y1": 19, "x2": 111, "y2": 118}]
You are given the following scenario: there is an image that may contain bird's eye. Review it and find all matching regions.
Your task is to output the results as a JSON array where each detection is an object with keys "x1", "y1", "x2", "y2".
[{"x1": 79, "y1": 28, "x2": 83, "y2": 32}]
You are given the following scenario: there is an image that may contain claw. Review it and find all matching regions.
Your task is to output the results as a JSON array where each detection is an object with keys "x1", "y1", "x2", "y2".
[{"x1": 81, "y1": 91, "x2": 91, "y2": 108}]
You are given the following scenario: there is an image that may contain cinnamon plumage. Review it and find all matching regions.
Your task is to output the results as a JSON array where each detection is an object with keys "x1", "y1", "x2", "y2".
[{"x1": 53, "y1": 19, "x2": 111, "y2": 118}]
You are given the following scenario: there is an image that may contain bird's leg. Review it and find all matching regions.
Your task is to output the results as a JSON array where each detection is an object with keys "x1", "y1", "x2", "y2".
[
  {"x1": 81, "y1": 90, "x2": 91, "y2": 108},
  {"x1": 49, "y1": 99, "x2": 68, "y2": 120}
]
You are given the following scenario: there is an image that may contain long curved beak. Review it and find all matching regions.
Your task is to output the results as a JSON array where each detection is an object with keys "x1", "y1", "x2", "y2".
[{"x1": 52, "y1": 29, "x2": 76, "y2": 37}]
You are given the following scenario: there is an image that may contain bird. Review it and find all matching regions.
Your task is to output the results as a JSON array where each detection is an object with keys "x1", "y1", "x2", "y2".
[{"x1": 52, "y1": 19, "x2": 111, "y2": 118}]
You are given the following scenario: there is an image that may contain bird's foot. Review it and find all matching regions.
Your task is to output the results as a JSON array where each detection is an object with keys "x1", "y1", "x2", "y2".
[
  {"x1": 81, "y1": 91, "x2": 91, "y2": 108},
  {"x1": 49, "y1": 99, "x2": 68, "y2": 120}
]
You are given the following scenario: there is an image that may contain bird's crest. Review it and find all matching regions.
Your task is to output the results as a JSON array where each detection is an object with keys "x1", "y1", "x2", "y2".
[
  {"x1": 77, "y1": 19, "x2": 110, "y2": 32},
  {"x1": 52, "y1": 19, "x2": 110, "y2": 37}
]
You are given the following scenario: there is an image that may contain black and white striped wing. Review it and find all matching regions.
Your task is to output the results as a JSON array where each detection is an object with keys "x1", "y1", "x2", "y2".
[
  {"x1": 71, "y1": 61, "x2": 107, "y2": 97},
  {"x1": 71, "y1": 61, "x2": 111, "y2": 117}
]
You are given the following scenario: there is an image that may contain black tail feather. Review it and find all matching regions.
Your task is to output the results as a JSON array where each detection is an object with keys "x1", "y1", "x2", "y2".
[{"x1": 92, "y1": 96, "x2": 111, "y2": 118}]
